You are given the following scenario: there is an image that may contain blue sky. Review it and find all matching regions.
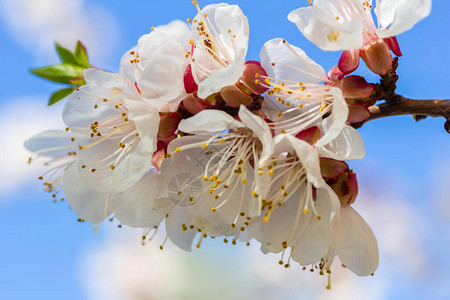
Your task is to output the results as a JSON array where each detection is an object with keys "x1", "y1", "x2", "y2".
[{"x1": 0, "y1": 0, "x2": 449, "y2": 299}]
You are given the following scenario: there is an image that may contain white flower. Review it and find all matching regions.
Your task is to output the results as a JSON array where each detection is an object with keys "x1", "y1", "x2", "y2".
[
  {"x1": 260, "y1": 38, "x2": 349, "y2": 146},
  {"x1": 288, "y1": 0, "x2": 431, "y2": 75},
  {"x1": 25, "y1": 129, "x2": 170, "y2": 227},
  {"x1": 250, "y1": 129, "x2": 376, "y2": 279},
  {"x1": 288, "y1": 0, "x2": 431, "y2": 51},
  {"x1": 121, "y1": 20, "x2": 192, "y2": 112},
  {"x1": 63, "y1": 68, "x2": 160, "y2": 194},
  {"x1": 188, "y1": 2, "x2": 249, "y2": 99},
  {"x1": 160, "y1": 106, "x2": 272, "y2": 247}
]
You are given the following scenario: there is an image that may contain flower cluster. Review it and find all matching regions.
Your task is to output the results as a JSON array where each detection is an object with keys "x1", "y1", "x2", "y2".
[{"x1": 26, "y1": 0, "x2": 431, "y2": 287}]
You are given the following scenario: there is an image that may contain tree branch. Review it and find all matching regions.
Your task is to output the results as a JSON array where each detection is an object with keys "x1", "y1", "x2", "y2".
[{"x1": 352, "y1": 96, "x2": 450, "y2": 132}]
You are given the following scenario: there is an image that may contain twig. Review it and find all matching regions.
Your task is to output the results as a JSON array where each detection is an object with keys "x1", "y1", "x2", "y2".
[{"x1": 352, "y1": 96, "x2": 450, "y2": 132}]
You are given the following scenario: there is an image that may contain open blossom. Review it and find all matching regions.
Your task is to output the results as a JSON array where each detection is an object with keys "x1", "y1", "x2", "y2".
[
  {"x1": 160, "y1": 106, "x2": 272, "y2": 249},
  {"x1": 249, "y1": 122, "x2": 376, "y2": 281},
  {"x1": 260, "y1": 38, "x2": 349, "y2": 146},
  {"x1": 25, "y1": 130, "x2": 170, "y2": 227},
  {"x1": 288, "y1": 0, "x2": 432, "y2": 75},
  {"x1": 63, "y1": 68, "x2": 161, "y2": 194},
  {"x1": 187, "y1": 2, "x2": 250, "y2": 99}
]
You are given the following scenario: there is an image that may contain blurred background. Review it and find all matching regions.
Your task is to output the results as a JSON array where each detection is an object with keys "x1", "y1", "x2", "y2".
[{"x1": 0, "y1": 0, "x2": 449, "y2": 299}]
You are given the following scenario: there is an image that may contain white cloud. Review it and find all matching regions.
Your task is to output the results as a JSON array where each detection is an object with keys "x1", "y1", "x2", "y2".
[
  {"x1": 0, "y1": 98, "x2": 64, "y2": 195},
  {"x1": 78, "y1": 185, "x2": 429, "y2": 300},
  {"x1": 0, "y1": 0, "x2": 119, "y2": 64}
]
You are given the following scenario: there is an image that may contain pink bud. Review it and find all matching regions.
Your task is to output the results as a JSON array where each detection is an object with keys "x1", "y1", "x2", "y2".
[
  {"x1": 338, "y1": 49, "x2": 360, "y2": 75},
  {"x1": 240, "y1": 60, "x2": 269, "y2": 95},
  {"x1": 361, "y1": 39, "x2": 393, "y2": 75},
  {"x1": 220, "y1": 84, "x2": 253, "y2": 108},
  {"x1": 183, "y1": 64, "x2": 198, "y2": 94},
  {"x1": 295, "y1": 126, "x2": 321, "y2": 145},
  {"x1": 340, "y1": 75, "x2": 374, "y2": 99},
  {"x1": 347, "y1": 103, "x2": 370, "y2": 123}
]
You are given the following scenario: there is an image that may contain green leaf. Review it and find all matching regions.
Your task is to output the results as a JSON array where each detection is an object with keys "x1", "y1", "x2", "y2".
[
  {"x1": 48, "y1": 87, "x2": 76, "y2": 106},
  {"x1": 55, "y1": 42, "x2": 78, "y2": 65},
  {"x1": 74, "y1": 41, "x2": 90, "y2": 68},
  {"x1": 30, "y1": 63, "x2": 85, "y2": 84}
]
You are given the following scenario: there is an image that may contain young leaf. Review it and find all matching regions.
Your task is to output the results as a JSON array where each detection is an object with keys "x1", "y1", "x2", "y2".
[
  {"x1": 48, "y1": 87, "x2": 76, "y2": 106},
  {"x1": 55, "y1": 42, "x2": 78, "y2": 65},
  {"x1": 30, "y1": 63, "x2": 85, "y2": 84},
  {"x1": 74, "y1": 41, "x2": 90, "y2": 68}
]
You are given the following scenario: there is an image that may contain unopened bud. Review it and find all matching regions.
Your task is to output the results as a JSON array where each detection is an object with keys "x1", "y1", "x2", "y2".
[{"x1": 361, "y1": 39, "x2": 392, "y2": 76}]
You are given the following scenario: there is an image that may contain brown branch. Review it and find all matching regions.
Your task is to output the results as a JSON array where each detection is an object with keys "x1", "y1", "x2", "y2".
[{"x1": 352, "y1": 96, "x2": 450, "y2": 132}]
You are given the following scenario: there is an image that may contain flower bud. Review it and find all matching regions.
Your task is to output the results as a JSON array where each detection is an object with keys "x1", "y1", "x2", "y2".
[{"x1": 360, "y1": 39, "x2": 393, "y2": 76}]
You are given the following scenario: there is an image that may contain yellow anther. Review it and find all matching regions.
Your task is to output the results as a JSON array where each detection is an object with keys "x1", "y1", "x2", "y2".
[
  {"x1": 165, "y1": 153, "x2": 172, "y2": 158},
  {"x1": 267, "y1": 170, "x2": 274, "y2": 176},
  {"x1": 209, "y1": 188, "x2": 214, "y2": 194},
  {"x1": 175, "y1": 147, "x2": 181, "y2": 152},
  {"x1": 203, "y1": 176, "x2": 209, "y2": 181},
  {"x1": 317, "y1": 215, "x2": 322, "y2": 220},
  {"x1": 220, "y1": 138, "x2": 225, "y2": 144},
  {"x1": 304, "y1": 208, "x2": 310, "y2": 214},
  {"x1": 241, "y1": 179, "x2": 247, "y2": 184},
  {"x1": 201, "y1": 143, "x2": 208, "y2": 149},
  {"x1": 211, "y1": 208, "x2": 216, "y2": 212}
]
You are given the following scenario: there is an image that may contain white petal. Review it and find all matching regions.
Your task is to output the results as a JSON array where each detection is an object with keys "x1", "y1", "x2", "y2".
[
  {"x1": 113, "y1": 172, "x2": 170, "y2": 228},
  {"x1": 64, "y1": 163, "x2": 114, "y2": 224},
  {"x1": 292, "y1": 185, "x2": 340, "y2": 265},
  {"x1": 260, "y1": 38, "x2": 327, "y2": 84},
  {"x1": 112, "y1": 100, "x2": 159, "y2": 191},
  {"x1": 284, "y1": 135, "x2": 324, "y2": 188},
  {"x1": 376, "y1": 0, "x2": 432, "y2": 38},
  {"x1": 165, "y1": 206, "x2": 197, "y2": 252},
  {"x1": 178, "y1": 109, "x2": 242, "y2": 134},
  {"x1": 137, "y1": 20, "x2": 191, "y2": 68},
  {"x1": 238, "y1": 105, "x2": 273, "y2": 163},
  {"x1": 24, "y1": 130, "x2": 75, "y2": 158},
  {"x1": 316, "y1": 87, "x2": 348, "y2": 146},
  {"x1": 318, "y1": 124, "x2": 366, "y2": 160},
  {"x1": 334, "y1": 206, "x2": 379, "y2": 276},
  {"x1": 138, "y1": 55, "x2": 187, "y2": 111},
  {"x1": 288, "y1": 6, "x2": 364, "y2": 51},
  {"x1": 193, "y1": 4, "x2": 249, "y2": 98},
  {"x1": 119, "y1": 46, "x2": 138, "y2": 82}
]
